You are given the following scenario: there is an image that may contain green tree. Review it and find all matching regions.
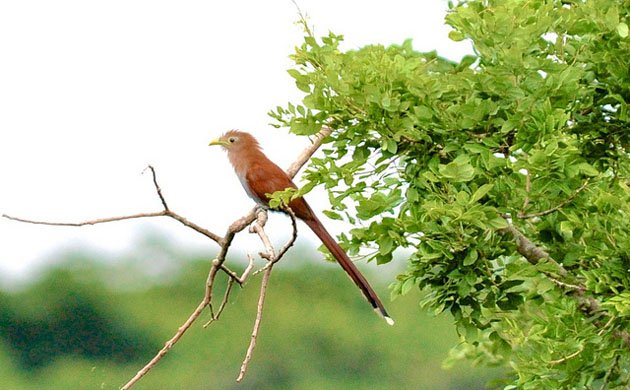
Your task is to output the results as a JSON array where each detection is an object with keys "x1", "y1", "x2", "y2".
[{"x1": 271, "y1": 0, "x2": 629, "y2": 388}]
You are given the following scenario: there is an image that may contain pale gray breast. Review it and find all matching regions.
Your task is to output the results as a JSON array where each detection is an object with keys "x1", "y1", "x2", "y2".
[{"x1": 237, "y1": 173, "x2": 266, "y2": 206}]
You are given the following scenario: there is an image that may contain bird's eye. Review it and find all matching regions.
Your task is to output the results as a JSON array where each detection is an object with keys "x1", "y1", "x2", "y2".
[{"x1": 228, "y1": 137, "x2": 236, "y2": 143}]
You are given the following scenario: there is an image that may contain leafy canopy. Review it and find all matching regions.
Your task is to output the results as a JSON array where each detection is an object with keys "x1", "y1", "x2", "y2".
[{"x1": 271, "y1": 0, "x2": 629, "y2": 388}]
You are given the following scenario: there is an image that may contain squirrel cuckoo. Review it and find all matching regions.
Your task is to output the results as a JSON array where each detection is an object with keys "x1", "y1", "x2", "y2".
[{"x1": 209, "y1": 130, "x2": 393, "y2": 325}]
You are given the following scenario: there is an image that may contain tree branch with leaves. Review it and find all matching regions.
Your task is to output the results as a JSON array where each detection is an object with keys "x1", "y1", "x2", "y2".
[{"x1": 270, "y1": 1, "x2": 629, "y2": 388}]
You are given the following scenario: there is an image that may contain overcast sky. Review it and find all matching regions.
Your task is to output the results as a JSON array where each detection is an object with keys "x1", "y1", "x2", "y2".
[{"x1": 0, "y1": 1, "x2": 472, "y2": 285}]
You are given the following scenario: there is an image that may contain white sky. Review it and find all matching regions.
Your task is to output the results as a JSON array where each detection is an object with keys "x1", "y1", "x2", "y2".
[{"x1": 0, "y1": 1, "x2": 472, "y2": 284}]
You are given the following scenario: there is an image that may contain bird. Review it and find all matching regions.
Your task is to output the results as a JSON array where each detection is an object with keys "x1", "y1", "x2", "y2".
[{"x1": 209, "y1": 130, "x2": 394, "y2": 325}]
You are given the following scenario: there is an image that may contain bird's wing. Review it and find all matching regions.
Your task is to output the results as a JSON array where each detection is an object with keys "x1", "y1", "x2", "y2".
[
  {"x1": 243, "y1": 159, "x2": 313, "y2": 220},
  {"x1": 243, "y1": 160, "x2": 295, "y2": 203}
]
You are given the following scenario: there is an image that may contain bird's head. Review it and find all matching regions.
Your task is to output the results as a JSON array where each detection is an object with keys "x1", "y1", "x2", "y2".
[{"x1": 208, "y1": 130, "x2": 260, "y2": 152}]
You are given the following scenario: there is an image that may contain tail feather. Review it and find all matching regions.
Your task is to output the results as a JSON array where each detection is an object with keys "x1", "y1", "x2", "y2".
[{"x1": 303, "y1": 217, "x2": 394, "y2": 325}]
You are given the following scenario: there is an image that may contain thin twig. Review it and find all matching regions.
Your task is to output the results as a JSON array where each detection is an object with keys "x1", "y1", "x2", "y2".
[
  {"x1": 121, "y1": 258, "x2": 222, "y2": 390},
  {"x1": 205, "y1": 278, "x2": 235, "y2": 327},
  {"x1": 120, "y1": 126, "x2": 331, "y2": 388},
  {"x1": 2, "y1": 212, "x2": 166, "y2": 227},
  {"x1": 522, "y1": 169, "x2": 531, "y2": 213},
  {"x1": 2, "y1": 166, "x2": 225, "y2": 245},
  {"x1": 253, "y1": 209, "x2": 298, "y2": 277},
  {"x1": 519, "y1": 179, "x2": 590, "y2": 219},
  {"x1": 250, "y1": 210, "x2": 275, "y2": 258},
  {"x1": 4, "y1": 126, "x2": 332, "y2": 389},
  {"x1": 597, "y1": 315, "x2": 616, "y2": 337},
  {"x1": 2, "y1": 210, "x2": 224, "y2": 244},
  {"x1": 219, "y1": 253, "x2": 256, "y2": 286},
  {"x1": 291, "y1": 0, "x2": 314, "y2": 37},
  {"x1": 163, "y1": 211, "x2": 223, "y2": 243},
  {"x1": 275, "y1": 208, "x2": 298, "y2": 261},
  {"x1": 236, "y1": 265, "x2": 273, "y2": 383},
  {"x1": 237, "y1": 207, "x2": 299, "y2": 382},
  {"x1": 219, "y1": 264, "x2": 245, "y2": 286},
  {"x1": 547, "y1": 344, "x2": 584, "y2": 365},
  {"x1": 547, "y1": 276, "x2": 583, "y2": 291},
  {"x1": 143, "y1": 165, "x2": 169, "y2": 210}
]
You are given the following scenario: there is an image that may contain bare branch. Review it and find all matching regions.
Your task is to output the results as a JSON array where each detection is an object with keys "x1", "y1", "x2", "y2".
[
  {"x1": 2, "y1": 212, "x2": 167, "y2": 227},
  {"x1": 253, "y1": 208, "x2": 298, "y2": 276},
  {"x1": 250, "y1": 210, "x2": 275, "y2": 259},
  {"x1": 236, "y1": 264, "x2": 273, "y2": 383},
  {"x1": 2, "y1": 209, "x2": 223, "y2": 244},
  {"x1": 142, "y1": 165, "x2": 169, "y2": 210},
  {"x1": 121, "y1": 258, "x2": 222, "y2": 390},
  {"x1": 218, "y1": 253, "x2": 256, "y2": 287},
  {"x1": 204, "y1": 278, "x2": 235, "y2": 327},
  {"x1": 219, "y1": 265, "x2": 244, "y2": 286},
  {"x1": 238, "y1": 254, "x2": 257, "y2": 283},
  {"x1": 2, "y1": 166, "x2": 224, "y2": 244},
  {"x1": 275, "y1": 208, "x2": 298, "y2": 261},
  {"x1": 163, "y1": 210, "x2": 223, "y2": 244},
  {"x1": 236, "y1": 206, "x2": 299, "y2": 381},
  {"x1": 4, "y1": 126, "x2": 333, "y2": 389}
]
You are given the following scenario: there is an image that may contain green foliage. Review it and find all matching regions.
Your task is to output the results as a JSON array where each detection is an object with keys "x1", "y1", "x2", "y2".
[
  {"x1": 266, "y1": 187, "x2": 300, "y2": 209},
  {"x1": 271, "y1": 0, "x2": 630, "y2": 387},
  {"x1": 0, "y1": 255, "x2": 500, "y2": 389},
  {"x1": 0, "y1": 268, "x2": 158, "y2": 370}
]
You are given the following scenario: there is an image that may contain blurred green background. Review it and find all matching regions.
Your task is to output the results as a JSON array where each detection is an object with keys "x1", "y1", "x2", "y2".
[{"x1": 0, "y1": 239, "x2": 504, "y2": 389}]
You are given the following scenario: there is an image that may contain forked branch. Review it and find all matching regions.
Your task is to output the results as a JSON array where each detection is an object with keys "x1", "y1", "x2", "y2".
[
  {"x1": 237, "y1": 208, "x2": 298, "y2": 382},
  {"x1": 2, "y1": 126, "x2": 332, "y2": 389},
  {"x1": 2, "y1": 166, "x2": 223, "y2": 244}
]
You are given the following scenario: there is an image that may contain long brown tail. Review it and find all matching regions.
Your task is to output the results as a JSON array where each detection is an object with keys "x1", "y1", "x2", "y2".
[{"x1": 303, "y1": 217, "x2": 394, "y2": 325}]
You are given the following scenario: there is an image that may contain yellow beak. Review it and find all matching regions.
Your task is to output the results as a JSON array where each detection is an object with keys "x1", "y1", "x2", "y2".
[{"x1": 208, "y1": 138, "x2": 227, "y2": 147}]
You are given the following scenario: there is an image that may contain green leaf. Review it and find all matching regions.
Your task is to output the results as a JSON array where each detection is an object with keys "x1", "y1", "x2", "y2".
[
  {"x1": 448, "y1": 30, "x2": 465, "y2": 42},
  {"x1": 463, "y1": 249, "x2": 478, "y2": 266},
  {"x1": 407, "y1": 186, "x2": 419, "y2": 202},
  {"x1": 617, "y1": 22, "x2": 629, "y2": 38},
  {"x1": 322, "y1": 210, "x2": 343, "y2": 221},
  {"x1": 400, "y1": 277, "x2": 416, "y2": 295},
  {"x1": 386, "y1": 139, "x2": 398, "y2": 154},
  {"x1": 470, "y1": 184, "x2": 494, "y2": 203},
  {"x1": 287, "y1": 69, "x2": 302, "y2": 80},
  {"x1": 559, "y1": 221, "x2": 573, "y2": 240},
  {"x1": 463, "y1": 143, "x2": 488, "y2": 154},
  {"x1": 378, "y1": 235, "x2": 394, "y2": 255},
  {"x1": 438, "y1": 157, "x2": 475, "y2": 182},
  {"x1": 413, "y1": 105, "x2": 433, "y2": 120},
  {"x1": 487, "y1": 217, "x2": 508, "y2": 229},
  {"x1": 577, "y1": 162, "x2": 599, "y2": 177}
]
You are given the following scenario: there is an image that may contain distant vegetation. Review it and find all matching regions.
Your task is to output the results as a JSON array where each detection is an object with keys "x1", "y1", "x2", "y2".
[{"x1": 0, "y1": 248, "x2": 501, "y2": 389}]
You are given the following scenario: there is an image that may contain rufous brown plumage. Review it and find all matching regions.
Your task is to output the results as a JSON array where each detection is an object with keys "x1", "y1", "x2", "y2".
[{"x1": 209, "y1": 130, "x2": 393, "y2": 325}]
